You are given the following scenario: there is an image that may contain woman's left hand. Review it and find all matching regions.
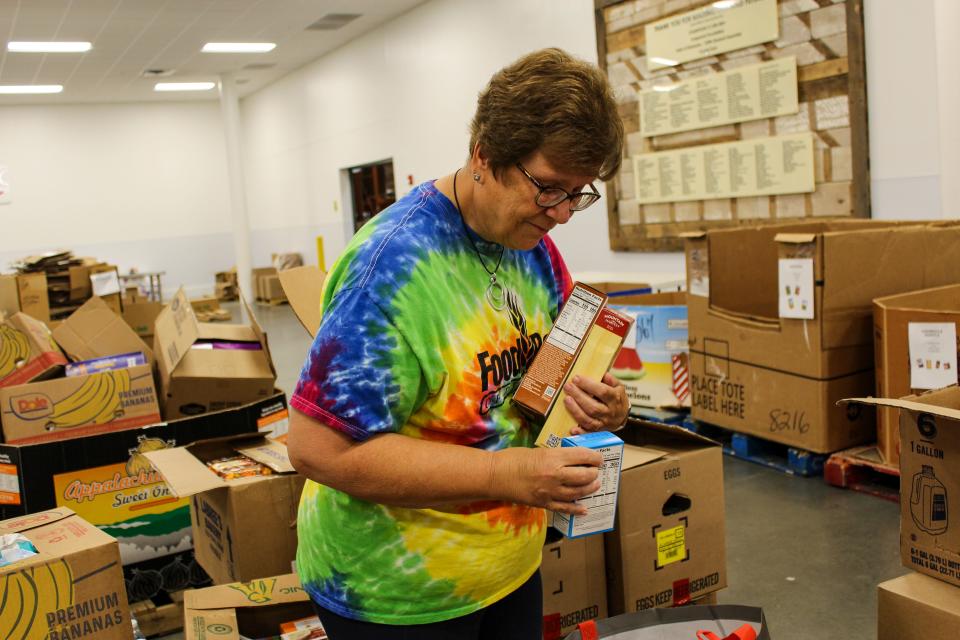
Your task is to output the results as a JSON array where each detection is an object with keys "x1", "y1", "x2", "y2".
[{"x1": 562, "y1": 372, "x2": 630, "y2": 435}]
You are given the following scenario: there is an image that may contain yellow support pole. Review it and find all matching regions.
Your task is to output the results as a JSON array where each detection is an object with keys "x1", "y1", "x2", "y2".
[{"x1": 316, "y1": 236, "x2": 326, "y2": 271}]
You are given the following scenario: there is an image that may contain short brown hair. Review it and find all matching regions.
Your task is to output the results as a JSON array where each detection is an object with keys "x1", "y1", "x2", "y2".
[{"x1": 469, "y1": 48, "x2": 623, "y2": 181}]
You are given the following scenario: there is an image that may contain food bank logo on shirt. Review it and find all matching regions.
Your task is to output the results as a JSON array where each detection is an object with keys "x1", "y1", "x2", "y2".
[{"x1": 476, "y1": 289, "x2": 543, "y2": 415}]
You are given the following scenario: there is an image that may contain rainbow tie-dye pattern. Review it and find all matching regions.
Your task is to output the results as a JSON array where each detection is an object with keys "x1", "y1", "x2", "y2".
[{"x1": 291, "y1": 180, "x2": 572, "y2": 624}]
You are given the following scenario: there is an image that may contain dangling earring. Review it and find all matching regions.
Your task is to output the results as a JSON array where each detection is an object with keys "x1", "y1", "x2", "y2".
[{"x1": 472, "y1": 172, "x2": 481, "y2": 183}]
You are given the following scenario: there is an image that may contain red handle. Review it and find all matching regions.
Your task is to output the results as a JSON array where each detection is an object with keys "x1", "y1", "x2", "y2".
[{"x1": 697, "y1": 624, "x2": 758, "y2": 640}]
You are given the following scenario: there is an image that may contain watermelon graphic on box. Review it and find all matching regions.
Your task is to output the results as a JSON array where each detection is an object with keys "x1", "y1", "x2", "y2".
[{"x1": 608, "y1": 292, "x2": 689, "y2": 409}]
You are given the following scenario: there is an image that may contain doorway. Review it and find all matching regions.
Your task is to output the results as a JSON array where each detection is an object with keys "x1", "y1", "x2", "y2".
[{"x1": 348, "y1": 160, "x2": 396, "y2": 232}]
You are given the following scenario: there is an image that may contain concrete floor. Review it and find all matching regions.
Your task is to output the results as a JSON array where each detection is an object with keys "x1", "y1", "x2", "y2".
[{"x1": 216, "y1": 302, "x2": 907, "y2": 639}]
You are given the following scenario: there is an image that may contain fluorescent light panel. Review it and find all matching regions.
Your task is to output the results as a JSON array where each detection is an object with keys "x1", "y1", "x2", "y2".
[
  {"x1": 202, "y1": 42, "x2": 275, "y2": 53},
  {"x1": 0, "y1": 85, "x2": 63, "y2": 94},
  {"x1": 7, "y1": 41, "x2": 91, "y2": 53},
  {"x1": 155, "y1": 82, "x2": 215, "y2": 92}
]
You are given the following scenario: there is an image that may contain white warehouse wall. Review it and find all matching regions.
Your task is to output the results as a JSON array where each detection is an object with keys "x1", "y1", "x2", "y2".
[{"x1": 240, "y1": 0, "x2": 684, "y2": 280}]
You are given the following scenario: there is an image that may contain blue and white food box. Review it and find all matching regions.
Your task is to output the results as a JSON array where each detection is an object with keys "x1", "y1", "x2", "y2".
[{"x1": 552, "y1": 431, "x2": 624, "y2": 538}]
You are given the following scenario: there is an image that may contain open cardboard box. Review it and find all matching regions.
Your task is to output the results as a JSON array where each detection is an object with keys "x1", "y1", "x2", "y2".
[
  {"x1": 0, "y1": 311, "x2": 67, "y2": 388},
  {"x1": 53, "y1": 295, "x2": 155, "y2": 366},
  {"x1": 154, "y1": 288, "x2": 276, "y2": 419},
  {"x1": 0, "y1": 273, "x2": 50, "y2": 323},
  {"x1": 604, "y1": 418, "x2": 726, "y2": 615},
  {"x1": 873, "y1": 283, "x2": 960, "y2": 466},
  {"x1": 685, "y1": 219, "x2": 960, "y2": 453},
  {"x1": 183, "y1": 573, "x2": 315, "y2": 640},
  {"x1": 0, "y1": 507, "x2": 131, "y2": 640},
  {"x1": 143, "y1": 432, "x2": 304, "y2": 584},
  {"x1": 844, "y1": 387, "x2": 960, "y2": 588}
]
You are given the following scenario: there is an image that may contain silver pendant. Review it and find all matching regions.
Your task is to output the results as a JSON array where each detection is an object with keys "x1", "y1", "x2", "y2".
[{"x1": 486, "y1": 276, "x2": 506, "y2": 310}]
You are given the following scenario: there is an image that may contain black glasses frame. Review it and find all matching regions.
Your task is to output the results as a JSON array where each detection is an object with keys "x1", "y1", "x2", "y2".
[{"x1": 515, "y1": 163, "x2": 601, "y2": 212}]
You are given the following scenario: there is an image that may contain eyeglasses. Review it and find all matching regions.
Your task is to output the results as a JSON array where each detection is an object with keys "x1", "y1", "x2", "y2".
[{"x1": 515, "y1": 163, "x2": 601, "y2": 212}]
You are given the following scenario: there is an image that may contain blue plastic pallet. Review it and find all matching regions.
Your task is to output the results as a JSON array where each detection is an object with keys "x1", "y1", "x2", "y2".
[
  {"x1": 629, "y1": 406, "x2": 689, "y2": 425},
  {"x1": 680, "y1": 417, "x2": 827, "y2": 477}
]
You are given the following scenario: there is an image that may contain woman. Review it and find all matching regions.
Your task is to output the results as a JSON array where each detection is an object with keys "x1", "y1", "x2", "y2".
[{"x1": 288, "y1": 48, "x2": 627, "y2": 639}]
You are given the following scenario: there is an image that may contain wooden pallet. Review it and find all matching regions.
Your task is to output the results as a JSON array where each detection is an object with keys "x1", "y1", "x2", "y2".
[
  {"x1": 130, "y1": 590, "x2": 185, "y2": 638},
  {"x1": 681, "y1": 418, "x2": 827, "y2": 477},
  {"x1": 824, "y1": 445, "x2": 900, "y2": 502}
]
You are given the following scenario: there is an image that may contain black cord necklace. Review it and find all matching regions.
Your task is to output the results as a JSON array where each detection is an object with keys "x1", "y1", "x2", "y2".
[{"x1": 453, "y1": 168, "x2": 507, "y2": 311}]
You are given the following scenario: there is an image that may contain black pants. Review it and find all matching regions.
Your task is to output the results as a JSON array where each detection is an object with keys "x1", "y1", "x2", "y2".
[{"x1": 312, "y1": 570, "x2": 543, "y2": 640}]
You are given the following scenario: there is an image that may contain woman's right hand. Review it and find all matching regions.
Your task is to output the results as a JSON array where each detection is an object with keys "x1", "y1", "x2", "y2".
[{"x1": 489, "y1": 446, "x2": 603, "y2": 516}]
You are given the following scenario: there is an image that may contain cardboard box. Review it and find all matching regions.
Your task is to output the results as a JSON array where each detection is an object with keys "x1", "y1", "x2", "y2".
[
  {"x1": 878, "y1": 572, "x2": 960, "y2": 640},
  {"x1": 278, "y1": 267, "x2": 326, "y2": 337},
  {"x1": 516, "y1": 284, "x2": 606, "y2": 421},
  {"x1": 183, "y1": 573, "x2": 315, "y2": 640},
  {"x1": 88, "y1": 265, "x2": 123, "y2": 317},
  {"x1": 874, "y1": 284, "x2": 960, "y2": 466},
  {"x1": 846, "y1": 387, "x2": 960, "y2": 588},
  {"x1": 190, "y1": 296, "x2": 221, "y2": 314},
  {"x1": 552, "y1": 432, "x2": 623, "y2": 538},
  {"x1": 0, "y1": 312, "x2": 68, "y2": 388},
  {"x1": 0, "y1": 362, "x2": 160, "y2": 444},
  {"x1": 608, "y1": 292, "x2": 690, "y2": 409},
  {"x1": 604, "y1": 419, "x2": 726, "y2": 615},
  {"x1": 261, "y1": 275, "x2": 287, "y2": 304},
  {"x1": 541, "y1": 535, "x2": 607, "y2": 639},
  {"x1": 143, "y1": 432, "x2": 304, "y2": 584},
  {"x1": 122, "y1": 301, "x2": 163, "y2": 342},
  {"x1": 533, "y1": 305, "x2": 634, "y2": 447},
  {"x1": 53, "y1": 295, "x2": 154, "y2": 366},
  {"x1": 0, "y1": 392, "x2": 287, "y2": 574},
  {"x1": 0, "y1": 508, "x2": 131, "y2": 640},
  {"x1": 0, "y1": 273, "x2": 51, "y2": 323},
  {"x1": 686, "y1": 220, "x2": 960, "y2": 453},
  {"x1": 154, "y1": 289, "x2": 276, "y2": 419},
  {"x1": 251, "y1": 267, "x2": 277, "y2": 301}
]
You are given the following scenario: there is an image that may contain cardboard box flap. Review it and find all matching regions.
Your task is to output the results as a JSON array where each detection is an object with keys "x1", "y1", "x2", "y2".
[
  {"x1": 52, "y1": 295, "x2": 154, "y2": 363},
  {"x1": 154, "y1": 287, "x2": 200, "y2": 378},
  {"x1": 842, "y1": 391, "x2": 960, "y2": 422},
  {"x1": 679, "y1": 231, "x2": 707, "y2": 239},
  {"x1": 874, "y1": 283, "x2": 960, "y2": 313},
  {"x1": 184, "y1": 573, "x2": 307, "y2": 610},
  {"x1": 144, "y1": 446, "x2": 226, "y2": 496},
  {"x1": 278, "y1": 266, "x2": 326, "y2": 338},
  {"x1": 621, "y1": 444, "x2": 668, "y2": 470},
  {"x1": 625, "y1": 416, "x2": 722, "y2": 447},
  {"x1": 242, "y1": 294, "x2": 276, "y2": 377},
  {"x1": 0, "y1": 507, "x2": 75, "y2": 534},
  {"x1": 236, "y1": 438, "x2": 295, "y2": 473},
  {"x1": 775, "y1": 232, "x2": 818, "y2": 244}
]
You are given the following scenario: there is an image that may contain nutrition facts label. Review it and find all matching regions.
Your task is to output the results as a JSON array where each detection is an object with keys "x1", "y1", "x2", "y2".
[{"x1": 547, "y1": 287, "x2": 604, "y2": 355}]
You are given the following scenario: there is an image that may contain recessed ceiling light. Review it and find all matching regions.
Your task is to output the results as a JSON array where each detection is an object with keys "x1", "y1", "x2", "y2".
[
  {"x1": 7, "y1": 41, "x2": 91, "y2": 53},
  {"x1": 0, "y1": 85, "x2": 63, "y2": 94},
  {"x1": 154, "y1": 82, "x2": 216, "y2": 92},
  {"x1": 202, "y1": 42, "x2": 276, "y2": 53}
]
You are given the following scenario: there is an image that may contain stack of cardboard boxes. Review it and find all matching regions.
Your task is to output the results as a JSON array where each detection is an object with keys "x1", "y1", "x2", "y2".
[
  {"x1": 684, "y1": 220, "x2": 960, "y2": 454},
  {"x1": 0, "y1": 289, "x2": 290, "y2": 614}
]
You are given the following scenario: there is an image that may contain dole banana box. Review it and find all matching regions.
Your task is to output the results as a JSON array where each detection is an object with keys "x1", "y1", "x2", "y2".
[
  {"x1": 0, "y1": 312, "x2": 68, "y2": 389},
  {"x1": 0, "y1": 507, "x2": 131, "y2": 640},
  {"x1": 0, "y1": 363, "x2": 160, "y2": 444}
]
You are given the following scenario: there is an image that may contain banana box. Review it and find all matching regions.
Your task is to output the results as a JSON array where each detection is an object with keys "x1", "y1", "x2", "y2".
[
  {"x1": 0, "y1": 312, "x2": 68, "y2": 389},
  {"x1": 184, "y1": 573, "x2": 314, "y2": 640},
  {"x1": 0, "y1": 363, "x2": 160, "y2": 444},
  {"x1": 0, "y1": 507, "x2": 132, "y2": 640}
]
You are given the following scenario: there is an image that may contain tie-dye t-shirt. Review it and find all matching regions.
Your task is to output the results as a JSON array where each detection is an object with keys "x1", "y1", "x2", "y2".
[{"x1": 290, "y1": 180, "x2": 573, "y2": 625}]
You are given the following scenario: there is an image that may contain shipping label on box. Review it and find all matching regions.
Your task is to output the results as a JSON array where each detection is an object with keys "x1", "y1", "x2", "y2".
[
  {"x1": 552, "y1": 432, "x2": 623, "y2": 538},
  {"x1": 0, "y1": 508, "x2": 132, "y2": 640},
  {"x1": 535, "y1": 307, "x2": 633, "y2": 448},
  {"x1": 0, "y1": 363, "x2": 161, "y2": 444},
  {"x1": 52, "y1": 436, "x2": 192, "y2": 565},
  {"x1": 515, "y1": 284, "x2": 606, "y2": 421},
  {"x1": 610, "y1": 297, "x2": 689, "y2": 409}
]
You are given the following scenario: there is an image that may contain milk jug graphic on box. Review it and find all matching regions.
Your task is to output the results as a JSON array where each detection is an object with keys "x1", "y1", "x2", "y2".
[{"x1": 911, "y1": 465, "x2": 948, "y2": 535}]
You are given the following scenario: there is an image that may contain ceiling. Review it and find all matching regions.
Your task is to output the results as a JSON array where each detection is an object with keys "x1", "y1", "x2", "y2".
[{"x1": 0, "y1": 0, "x2": 426, "y2": 105}]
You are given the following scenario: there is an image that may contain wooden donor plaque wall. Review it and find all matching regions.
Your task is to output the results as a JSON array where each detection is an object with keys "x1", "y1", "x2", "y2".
[{"x1": 596, "y1": 0, "x2": 869, "y2": 251}]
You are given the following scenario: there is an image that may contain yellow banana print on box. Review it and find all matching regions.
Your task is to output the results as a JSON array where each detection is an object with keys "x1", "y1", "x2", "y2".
[
  {"x1": 47, "y1": 370, "x2": 129, "y2": 430},
  {"x1": 0, "y1": 325, "x2": 30, "y2": 379},
  {"x1": 0, "y1": 559, "x2": 75, "y2": 639}
]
